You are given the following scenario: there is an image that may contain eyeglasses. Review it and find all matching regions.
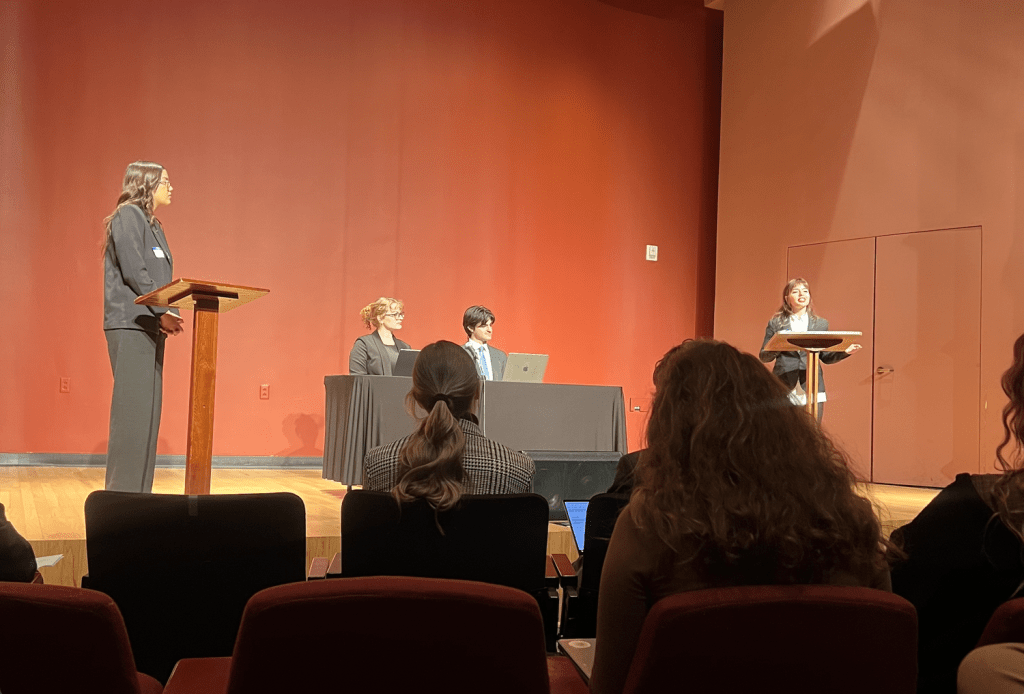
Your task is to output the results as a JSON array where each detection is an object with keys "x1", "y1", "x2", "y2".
[
  {"x1": 384, "y1": 312, "x2": 405, "y2": 319},
  {"x1": 157, "y1": 180, "x2": 171, "y2": 188}
]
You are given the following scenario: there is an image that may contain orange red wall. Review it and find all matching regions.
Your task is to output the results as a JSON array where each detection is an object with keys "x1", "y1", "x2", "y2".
[
  {"x1": 714, "y1": 0, "x2": 1024, "y2": 473},
  {"x1": 0, "y1": 1, "x2": 722, "y2": 458}
]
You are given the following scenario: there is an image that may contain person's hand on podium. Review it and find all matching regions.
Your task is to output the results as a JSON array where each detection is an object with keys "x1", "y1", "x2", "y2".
[
  {"x1": 159, "y1": 312, "x2": 184, "y2": 336},
  {"x1": 845, "y1": 343, "x2": 862, "y2": 354}
]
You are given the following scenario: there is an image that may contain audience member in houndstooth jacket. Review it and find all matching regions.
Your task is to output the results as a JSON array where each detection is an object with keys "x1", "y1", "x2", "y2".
[{"x1": 363, "y1": 340, "x2": 535, "y2": 507}]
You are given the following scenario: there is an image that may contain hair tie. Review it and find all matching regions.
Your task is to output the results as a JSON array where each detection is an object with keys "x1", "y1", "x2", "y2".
[{"x1": 431, "y1": 394, "x2": 453, "y2": 409}]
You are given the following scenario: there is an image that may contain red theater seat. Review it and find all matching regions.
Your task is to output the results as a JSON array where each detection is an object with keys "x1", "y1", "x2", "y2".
[
  {"x1": 164, "y1": 576, "x2": 586, "y2": 694},
  {"x1": 976, "y1": 597, "x2": 1024, "y2": 646},
  {"x1": 0, "y1": 582, "x2": 163, "y2": 694},
  {"x1": 620, "y1": 584, "x2": 918, "y2": 694}
]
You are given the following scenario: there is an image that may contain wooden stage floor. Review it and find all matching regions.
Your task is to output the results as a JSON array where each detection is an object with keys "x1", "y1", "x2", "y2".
[{"x1": 0, "y1": 466, "x2": 940, "y2": 587}]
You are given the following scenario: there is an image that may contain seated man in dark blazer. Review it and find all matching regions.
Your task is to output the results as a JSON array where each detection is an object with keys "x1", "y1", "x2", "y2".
[
  {"x1": 462, "y1": 305, "x2": 507, "y2": 381},
  {"x1": 0, "y1": 502, "x2": 37, "y2": 582}
]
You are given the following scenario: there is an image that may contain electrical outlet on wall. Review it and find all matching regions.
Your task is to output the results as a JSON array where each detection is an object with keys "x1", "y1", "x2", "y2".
[
  {"x1": 59, "y1": 377, "x2": 71, "y2": 393},
  {"x1": 259, "y1": 384, "x2": 270, "y2": 400},
  {"x1": 646, "y1": 245, "x2": 658, "y2": 261}
]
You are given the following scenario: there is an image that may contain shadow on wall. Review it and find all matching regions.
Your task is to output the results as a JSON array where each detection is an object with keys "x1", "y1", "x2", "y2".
[
  {"x1": 275, "y1": 413, "x2": 324, "y2": 457},
  {"x1": 734, "y1": 0, "x2": 879, "y2": 245}
]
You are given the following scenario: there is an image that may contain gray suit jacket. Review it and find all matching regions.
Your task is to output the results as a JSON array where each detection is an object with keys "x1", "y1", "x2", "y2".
[
  {"x1": 349, "y1": 331, "x2": 412, "y2": 376},
  {"x1": 464, "y1": 343, "x2": 507, "y2": 380},
  {"x1": 103, "y1": 204, "x2": 177, "y2": 333},
  {"x1": 759, "y1": 314, "x2": 849, "y2": 393}
]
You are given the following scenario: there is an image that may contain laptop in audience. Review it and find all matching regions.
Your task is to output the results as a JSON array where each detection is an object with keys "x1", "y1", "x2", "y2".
[
  {"x1": 502, "y1": 353, "x2": 548, "y2": 383},
  {"x1": 564, "y1": 499, "x2": 589, "y2": 555},
  {"x1": 393, "y1": 349, "x2": 419, "y2": 377}
]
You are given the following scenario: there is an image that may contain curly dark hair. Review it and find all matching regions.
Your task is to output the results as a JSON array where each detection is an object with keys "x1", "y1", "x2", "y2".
[
  {"x1": 992, "y1": 331, "x2": 1024, "y2": 538},
  {"x1": 101, "y1": 161, "x2": 164, "y2": 257},
  {"x1": 631, "y1": 339, "x2": 891, "y2": 586}
]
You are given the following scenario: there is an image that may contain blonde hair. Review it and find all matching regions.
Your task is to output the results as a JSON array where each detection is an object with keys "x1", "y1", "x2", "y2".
[{"x1": 359, "y1": 297, "x2": 403, "y2": 330}]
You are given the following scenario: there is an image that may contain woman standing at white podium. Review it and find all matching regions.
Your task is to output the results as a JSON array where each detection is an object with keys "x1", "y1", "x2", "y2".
[
  {"x1": 759, "y1": 278, "x2": 859, "y2": 422},
  {"x1": 102, "y1": 162, "x2": 183, "y2": 492}
]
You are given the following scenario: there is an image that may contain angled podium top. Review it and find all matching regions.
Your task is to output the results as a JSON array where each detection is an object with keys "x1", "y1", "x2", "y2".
[
  {"x1": 764, "y1": 330, "x2": 862, "y2": 353},
  {"x1": 135, "y1": 278, "x2": 269, "y2": 313}
]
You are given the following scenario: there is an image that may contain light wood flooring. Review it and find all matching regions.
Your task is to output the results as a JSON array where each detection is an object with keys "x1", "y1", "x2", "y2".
[{"x1": 0, "y1": 466, "x2": 939, "y2": 586}]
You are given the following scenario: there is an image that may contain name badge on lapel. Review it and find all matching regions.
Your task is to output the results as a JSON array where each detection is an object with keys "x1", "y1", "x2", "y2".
[{"x1": 152, "y1": 247, "x2": 167, "y2": 258}]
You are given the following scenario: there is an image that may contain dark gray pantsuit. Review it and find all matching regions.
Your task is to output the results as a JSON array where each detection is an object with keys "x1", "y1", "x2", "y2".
[
  {"x1": 105, "y1": 329, "x2": 165, "y2": 492},
  {"x1": 103, "y1": 203, "x2": 176, "y2": 493}
]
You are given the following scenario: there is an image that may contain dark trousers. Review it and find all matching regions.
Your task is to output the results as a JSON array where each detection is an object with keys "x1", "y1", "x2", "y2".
[{"x1": 105, "y1": 329, "x2": 165, "y2": 492}]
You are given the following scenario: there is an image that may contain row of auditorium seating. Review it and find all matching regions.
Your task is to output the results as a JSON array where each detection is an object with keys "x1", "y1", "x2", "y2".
[
  {"x1": 5, "y1": 571, "x2": 961, "y2": 694},
  {"x1": 14, "y1": 488, "x2": 1024, "y2": 692},
  {"x1": 0, "y1": 575, "x2": 586, "y2": 694}
]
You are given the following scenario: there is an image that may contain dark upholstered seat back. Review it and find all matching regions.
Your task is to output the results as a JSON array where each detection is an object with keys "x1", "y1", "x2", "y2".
[
  {"x1": 83, "y1": 490, "x2": 306, "y2": 683},
  {"x1": 578, "y1": 492, "x2": 629, "y2": 593},
  {"x1": 340, "y1": 491, "x2": 549, "y2": 592}
]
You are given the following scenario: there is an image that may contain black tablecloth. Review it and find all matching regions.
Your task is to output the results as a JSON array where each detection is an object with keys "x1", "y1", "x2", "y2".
[{"x1": 322, "y1": 375, "x2": 628, "y2": 485}]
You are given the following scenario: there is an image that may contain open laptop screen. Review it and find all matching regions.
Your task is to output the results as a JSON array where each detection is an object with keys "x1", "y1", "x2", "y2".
[
  {"x1": 502, "y1": 353, "x2": 549, "y2": 383},
  {"x1": 564, "y1": 500, "x2": 590, "y2": 553},
  {"x1": 393, "y1": 349, "x2": 419, "y2": 377}
]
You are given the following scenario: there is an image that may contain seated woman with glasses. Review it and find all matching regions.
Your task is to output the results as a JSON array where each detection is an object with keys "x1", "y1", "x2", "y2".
[
  {"x1": 363, "y1": 340, "x2": 534, "y2": 503},
  {"x1": 589, "y1": 339, "x2": 894, "y2": 694},
  {"x1": 349, "y1": 297, "x2": 411, "y2": 376}
]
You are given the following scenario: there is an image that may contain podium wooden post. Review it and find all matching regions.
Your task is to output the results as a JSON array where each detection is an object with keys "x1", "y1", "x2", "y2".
[
  {"x1": 136, "y1": 279, "x2": 269, "y2": 494},
  {"x1": 763, "y1": 331, "x2": 862, "y2": 419}
]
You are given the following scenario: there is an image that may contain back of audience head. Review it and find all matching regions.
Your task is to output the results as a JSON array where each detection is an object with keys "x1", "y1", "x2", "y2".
[
  {"x1": 392, "y1": 340, "x2": 480, "y2": 511},
  {"x1": 993, "y1": 331, "x2": 1024, "y2": 535},
  {"x1": 632, "y1": 338, "x2": 889, "y2": 586}
]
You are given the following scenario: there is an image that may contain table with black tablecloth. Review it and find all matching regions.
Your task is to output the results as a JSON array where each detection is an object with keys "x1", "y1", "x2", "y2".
[{"x1": 322, "y1": 375, "x2": 628, "y2": 485}]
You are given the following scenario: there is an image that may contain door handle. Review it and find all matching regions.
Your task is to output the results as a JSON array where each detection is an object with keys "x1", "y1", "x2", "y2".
[{"x1": 876, "y1": 366, "x2": 894, "y2": 375}]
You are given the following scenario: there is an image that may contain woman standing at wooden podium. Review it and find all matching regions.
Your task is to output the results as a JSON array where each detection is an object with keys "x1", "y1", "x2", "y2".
[
  {"x1": 759, "y1": 278, "x2": 859, "y2": 422},
  {"x1": 102, "y1": 162, "x2": 183, "y2": 492}
]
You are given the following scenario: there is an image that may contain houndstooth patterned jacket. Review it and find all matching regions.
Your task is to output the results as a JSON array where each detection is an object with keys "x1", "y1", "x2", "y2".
[{"x1": 363, "y1": 418, "x2": 535, "y2": 494}]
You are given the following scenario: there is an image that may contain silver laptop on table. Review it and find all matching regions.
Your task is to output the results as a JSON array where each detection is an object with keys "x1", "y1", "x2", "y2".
[{"x1": 501, "y1": 353, "x2": 548, "y2": 383}]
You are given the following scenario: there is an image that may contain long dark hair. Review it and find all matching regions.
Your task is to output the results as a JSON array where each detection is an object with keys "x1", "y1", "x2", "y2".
[
  {"x1": 392, "y1": 341, "x2": 480, "y2": 511},
  {"x1": 993, "y1": 331, "x2": 1024, "y2": 539},
  {"x1": 101, "y1": 161, "x2": 164, "y2": 257},
  {"x1": 631, "y1": 339, "x2": 891, "y2": 586}
]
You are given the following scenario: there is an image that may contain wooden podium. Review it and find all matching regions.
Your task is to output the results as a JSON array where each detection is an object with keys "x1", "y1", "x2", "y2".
[
  {"x1": 136, "y1": 278, "x2": 269, "y2": 494},
  {"x1": 764, "y1": 330, "x2": 861, "y2": 419}
]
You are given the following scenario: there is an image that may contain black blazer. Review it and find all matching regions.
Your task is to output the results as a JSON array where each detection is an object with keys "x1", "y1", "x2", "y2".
[
  {"x1": 759, "y1": 314, "x2": 848, "y2": 394},
  {"x1": 103, "y1": 204, "x2": 177, "y2": 333},
  {"x1": 349, "y1": 330, "x2": 412, "y2": 376}
]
